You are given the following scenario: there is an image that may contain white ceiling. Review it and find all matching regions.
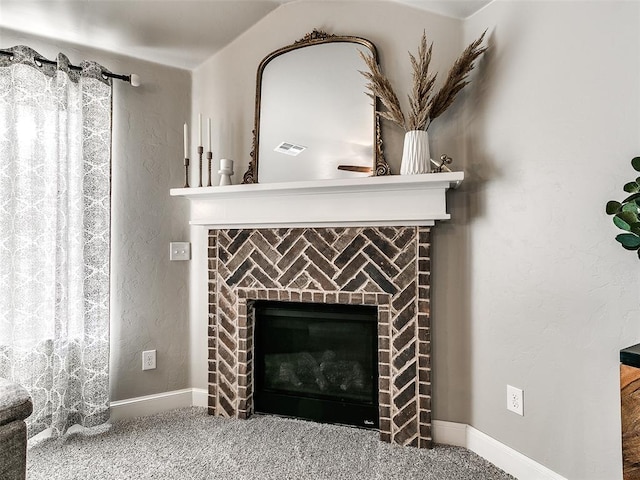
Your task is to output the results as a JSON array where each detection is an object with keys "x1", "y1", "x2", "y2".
[
  {"x1": 389, "y1": 0, "x2": 491, "y2": 19},
  {"x1": 0, "y1": 0, "x2": 492, "y2": 70}
]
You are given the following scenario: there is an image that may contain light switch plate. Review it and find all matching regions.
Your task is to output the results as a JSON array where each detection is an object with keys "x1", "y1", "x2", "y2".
[{"x1": 169, "y1": 242, "x2": 191, "y2": 261}]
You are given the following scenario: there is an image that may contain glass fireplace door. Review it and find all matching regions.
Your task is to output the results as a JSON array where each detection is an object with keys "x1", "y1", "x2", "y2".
[{"x1": 254, "y1": 301, "x2": 379, "y2": 429}]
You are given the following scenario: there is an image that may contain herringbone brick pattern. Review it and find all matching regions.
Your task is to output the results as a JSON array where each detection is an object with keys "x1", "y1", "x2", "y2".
[{"x1": 207, "y1": 227, "x2": 432, "y2": 448}]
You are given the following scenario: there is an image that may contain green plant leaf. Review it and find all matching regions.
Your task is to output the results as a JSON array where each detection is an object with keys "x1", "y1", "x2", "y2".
[
  {"x1": 623, "y1": 192, "x2": 640, "y2": 204},
  {"x1": 624, "y1": 182, "x2": 640, "y2": 193},
  {"x1": 614, "y1": 211, "x2": 638, "y2": 231},
  {"x1": 632, "y1": 156, "x2": 640, "y2": 172},
  {"x1": 623, "y1": 202, "x2": 640, "y2": 213},
  {"x1": 621, "y1": 210, "x2": 638, "y2": 223},
  {"x1": 614, "y1": 216, "x2": 631, "y2": 231},
  {"x1": 606, "y1": 200, "x2": 622, "y2": 215},
  {"x1": 616, "y1": 233, "x2": 640, "y2": 250},
  {"x1": 632, "y1": 223, "x2": 640, "y2": 236}
]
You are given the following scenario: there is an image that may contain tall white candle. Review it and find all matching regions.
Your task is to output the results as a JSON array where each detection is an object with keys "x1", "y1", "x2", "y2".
[
  {"x1": 183, "y1": 123, "x2": 188, "y2": 158},
  {"x1": 198, "y1": 114, "x2": 202, "y2": 146},
  {"x1": 207, "y1": 118, "x2": 212, "y2": 152}
]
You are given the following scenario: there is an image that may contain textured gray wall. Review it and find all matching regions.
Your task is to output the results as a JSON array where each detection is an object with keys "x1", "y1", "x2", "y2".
[
  {"x1": 0, "y1": 27, "x2": 192, "y2": 402},
  {"x1": 459, "y1": 2, "x2": 639, "y2": 479}
]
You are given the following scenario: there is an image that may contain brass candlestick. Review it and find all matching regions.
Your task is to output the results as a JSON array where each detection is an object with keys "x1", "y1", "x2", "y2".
[
  {"x1": 183, "y1": 157, "x2": 190, "y2": 188},
  {"x1": 197, "y1": 146, "x2": 204, "y2": 187},
  {"x1": 207, "y1": 151, "x2": 213, "y2": 187}
]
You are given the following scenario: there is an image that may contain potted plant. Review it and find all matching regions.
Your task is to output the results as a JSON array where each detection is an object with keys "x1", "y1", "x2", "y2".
[
  {"x1": 606, "y1": 157, "x2": 640, "y2": 258},
  {"x1": 359, "y1": 30, "x2": 487, "y2": 174}
]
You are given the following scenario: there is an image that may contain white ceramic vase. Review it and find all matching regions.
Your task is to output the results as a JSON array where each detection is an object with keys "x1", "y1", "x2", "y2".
[
  {"x1": 218, "y1": 158, "x2": 234, "y2": 186},
  {"x1": 400, "y1": 130, "x2": 431, "y2": 175}
]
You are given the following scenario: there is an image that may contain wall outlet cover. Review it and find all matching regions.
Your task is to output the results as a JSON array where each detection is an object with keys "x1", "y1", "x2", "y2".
[
  {"x1": 142, "y1": 350, "x2": 157, "y2": 370},
  {"x1": 507, "y1": 385, "x2": 524, "y2": 416}
]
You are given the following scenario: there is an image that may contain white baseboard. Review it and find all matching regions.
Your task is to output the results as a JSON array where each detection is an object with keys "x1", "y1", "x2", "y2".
[
  {"x1": 191, "y1": 387, "x2": 209, "y2": 407},
  {"x1": 109, "y1": 390, "x2": 565, "y2": 480},
  {"x1": 432, "y1": 419, "x2": 467, "y2": 447},
  {"x1": 433, "y1": 420, "x2": 567, "y2": 480},
  {"x1": 109, "y1": 388, "x2": 195, "y2": 421},
  {"x1": 465, "y1": 425, "x2": 566, "y2": 480}
]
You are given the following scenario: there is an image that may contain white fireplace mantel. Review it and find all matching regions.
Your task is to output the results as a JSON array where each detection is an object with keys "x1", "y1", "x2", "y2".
[{"x1": 170, "y1": 171, "x2": 464, "y2": 228}]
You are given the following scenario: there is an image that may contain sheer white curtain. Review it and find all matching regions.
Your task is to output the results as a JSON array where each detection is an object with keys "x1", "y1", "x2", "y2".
[{"x1": 0, "y1": 46, "x2": 112, "y2": 437}]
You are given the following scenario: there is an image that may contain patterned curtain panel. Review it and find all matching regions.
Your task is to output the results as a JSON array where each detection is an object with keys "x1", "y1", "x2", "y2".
[{"x1": 0, "y1": 46, "x2": 112, "y2": 437}]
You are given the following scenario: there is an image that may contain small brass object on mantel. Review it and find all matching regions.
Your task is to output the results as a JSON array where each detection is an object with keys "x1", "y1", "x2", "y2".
[
  {"x1": 337, "y1": 165, "x2": 373, "y2": 174},
  {"x1": 431, "y1": 155, "x2": 453, "y2": 173}
]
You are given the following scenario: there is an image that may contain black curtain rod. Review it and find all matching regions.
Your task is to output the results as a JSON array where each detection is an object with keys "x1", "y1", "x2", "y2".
[{"x1": 0, "y1": 48, "x2": 135, "y2": 84}]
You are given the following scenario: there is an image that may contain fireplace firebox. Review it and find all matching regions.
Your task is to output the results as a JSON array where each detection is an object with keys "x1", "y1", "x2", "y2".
[{"x1": 254, "y1": 301, "x2": 378, "y2": 428}]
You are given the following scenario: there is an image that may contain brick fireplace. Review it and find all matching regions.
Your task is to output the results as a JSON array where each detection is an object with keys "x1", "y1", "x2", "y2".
[
  {"x1": 207, "y1": 226, "x2": 433, "y2": 448},
  {"x1": 170, "y1": 172, "x2": 462, "y2": 448}
]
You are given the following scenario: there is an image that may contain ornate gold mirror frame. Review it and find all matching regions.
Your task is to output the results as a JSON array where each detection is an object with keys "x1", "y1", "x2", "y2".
[{"x1": 242, "y1": 29, "x2": 389, "y2": 184}]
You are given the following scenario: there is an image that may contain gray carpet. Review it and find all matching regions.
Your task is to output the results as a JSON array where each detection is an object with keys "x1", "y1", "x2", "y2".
[{"x1": 26, "y1": 408, "x2": 516, "y2": 479}]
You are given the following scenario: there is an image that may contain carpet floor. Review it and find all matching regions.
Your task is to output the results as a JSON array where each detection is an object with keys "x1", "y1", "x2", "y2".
[{"x1": 26, "y1": 407, "x2": 516, "y2": 479}]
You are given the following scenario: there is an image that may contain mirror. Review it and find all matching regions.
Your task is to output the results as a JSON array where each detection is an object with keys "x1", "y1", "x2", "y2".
[{"x1": 242, "y1": 30, "x2": 389, "y2": 184}]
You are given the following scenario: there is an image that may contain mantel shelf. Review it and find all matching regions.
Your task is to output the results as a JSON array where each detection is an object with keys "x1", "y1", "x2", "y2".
[{"x1": 170, "y1": 171, "x2": 464, "y2": 229}]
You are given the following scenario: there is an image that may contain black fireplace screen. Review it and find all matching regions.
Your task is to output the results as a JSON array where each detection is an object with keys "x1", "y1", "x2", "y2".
[{"x1": 254, "y1": 301, "x2": 379, "y2": 429}]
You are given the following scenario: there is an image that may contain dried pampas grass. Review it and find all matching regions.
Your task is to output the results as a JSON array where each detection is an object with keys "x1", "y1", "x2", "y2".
[
  {"x1": 359, "y1": 53, "x2": 406, "y2": 129},
  {"x1": 360, "y1": 30, "x2": 487, "y2": 132}
]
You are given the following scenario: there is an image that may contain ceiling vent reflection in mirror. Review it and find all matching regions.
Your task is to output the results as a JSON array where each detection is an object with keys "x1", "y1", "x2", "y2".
[{"x1": 274, "y1": 141, "x2": 306, "y2": 156}]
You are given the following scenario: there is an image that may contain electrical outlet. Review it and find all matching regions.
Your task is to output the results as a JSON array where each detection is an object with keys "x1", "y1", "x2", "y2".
[
  {"x1": 142, "y1": 350, "x2": 156, "y2": 371},
  {"x1": 507, "y1": 385, "x2": 524, "y2": 416}
]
